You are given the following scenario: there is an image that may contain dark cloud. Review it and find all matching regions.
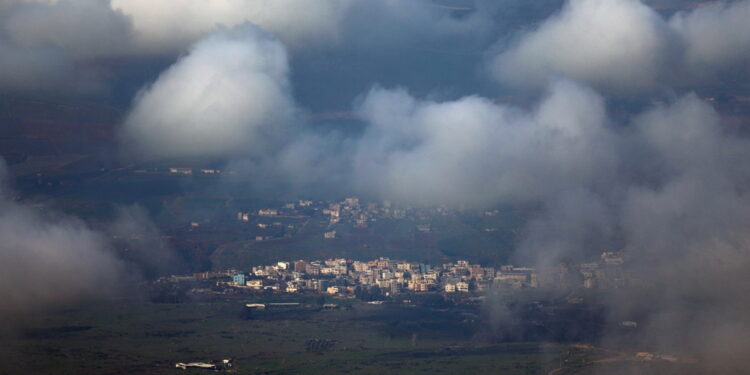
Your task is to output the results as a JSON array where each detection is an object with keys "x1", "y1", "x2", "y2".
[
  {"x1": 4, "y1": 0, "x2": 134, "y2": 59},
  {"x1": 0, "y1": 0, "x2": 132, "y2": 95},
  {"x1": 0, "y1": 0, "x2": 500, "y2": 96}
]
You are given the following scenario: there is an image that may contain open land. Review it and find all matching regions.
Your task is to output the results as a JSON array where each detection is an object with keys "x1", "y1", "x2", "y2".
[{"x1": 0, "y1": 292, "x2": 695, "y2": 375}]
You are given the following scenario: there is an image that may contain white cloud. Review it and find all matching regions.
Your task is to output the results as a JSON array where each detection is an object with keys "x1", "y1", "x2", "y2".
[
  {"x1": 670, "y1": 0, "x2": 750, "y2": 74},
  {"x1": 110, "y1": 0, "x2": 350, "y2": 52},
  {"x1": 120, "y1": 25, "x2": 296, "y2": 160},
  {"x1": 490, "y1": 0, "x2": 750, "y2": 92},
  {"x1": 351, "y1": 80, "x2": 617, "y2": 205},
  {"x1": 491, "y1": 0, "x2": 672, "y2": 92}
]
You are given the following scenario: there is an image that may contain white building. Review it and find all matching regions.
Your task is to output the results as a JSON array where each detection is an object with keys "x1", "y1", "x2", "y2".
[{"x1": 258, "y1": 209, "x2": 278, "y2": 216}]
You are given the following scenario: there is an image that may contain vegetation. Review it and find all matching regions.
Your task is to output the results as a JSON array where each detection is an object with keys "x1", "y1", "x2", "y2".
[{"x1": 0, "y1": 296, "x2": 569, "y2": 375}]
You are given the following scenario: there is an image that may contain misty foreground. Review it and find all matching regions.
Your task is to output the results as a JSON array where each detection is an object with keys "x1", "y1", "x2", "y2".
[{"x1": 0, "y1": 291, "x2": 697, "y2": 375}]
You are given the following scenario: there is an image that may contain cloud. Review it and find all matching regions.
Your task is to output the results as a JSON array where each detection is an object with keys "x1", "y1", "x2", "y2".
[
  {"x1": 107, "y1": 205, "x2": 185, "y2": 278},
  {"x1": 508, "y1": 91, "x2": 750, "y2": 263},
  {"x1": 4, "y1": 0, "x2": 134, "y2": 59},
  {"x1": 108, "y1": 0, "x2": 493, "y2": 53},
  {"x1": 0, "y1": 0, "x2": 496, "y2": 97},
  {"x1": 0, "y1": 158, "x2": 125, "y2": 315},
  {"x1": 669, "y1": 0, "x2": 750, "y2": 76},
  {"x1": 109, "y1": 0, "x2": 499, "y2": 110},
  {"x1": 4, "y1": 0, "x2": 750, "y2": 99},
  {"x1": 490, "y1": 0, "x2": 750, "y2": 93},
  {"x1": 501, "y1": 91, "x2": 750, "y2": 371},
  {"x1": 4, "y1": 0, "x2": 750, "y2": 368},
  {"x1": 0, "y1": 159, "x2": 190, "y2": 316},
  {"x1": 517, "y1": 189, "x2": 615, "y2": 269},
  {"x1": 339, "y1": 1, "x2": 492, "y2": 50},
  {"x1": 203, "y1": 79, "x2": 619, "y2": 205},
  {"x1": 0, "y1": 40, "x2": 73, "y2": 92},
  {"x1": 0, "y1": 0, "x2": 131, "y2": 95},
  {"x1": 110, "y1": 0, "x2": 350, "y2": 52},
  {"x1": 334, "y1": 78, "x2": 750, "y2": 367},
  {"x1": 350, "y1": 80, "x2": 617, "y2": 206},
  {"x1": 491, "y1": 0, "x2": 673, "y2": 92},
  {"x1": 120, "y1": 24, "x2": 296, "y2": 160},
  {"x1": 4, "y1": 1, "x2": 750, "y2": 365}
]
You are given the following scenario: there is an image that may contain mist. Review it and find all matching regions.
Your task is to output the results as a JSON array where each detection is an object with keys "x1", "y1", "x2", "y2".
[
  {"x1": 0, "y1": 158, "x2": 124, "y2": 316},
  {"x1": 3, "y1": 0, "x2": 750, "y2": 371},
  {"x1": 0, "y1": 159, "x2": 191, "y2": 317},
  {"x1": 107, "y1": 205, "x2": 185, "y2": 279}
]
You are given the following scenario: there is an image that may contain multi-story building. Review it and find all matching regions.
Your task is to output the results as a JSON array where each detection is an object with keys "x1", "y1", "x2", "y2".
[{"x1": 232, "y1": 273, "x2": 246, "y2": 286}]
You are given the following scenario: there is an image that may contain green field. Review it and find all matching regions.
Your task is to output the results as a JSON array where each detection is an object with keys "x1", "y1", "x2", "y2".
[
  {"x1": 209, "y1": 211, "x2": 528, "y2": 270},
  {"x1": 0, "y1": 296, "x2": 579, "y2": 375}
]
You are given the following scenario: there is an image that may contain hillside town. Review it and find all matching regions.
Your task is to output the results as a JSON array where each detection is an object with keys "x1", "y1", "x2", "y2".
[
  {"x1": 170, "y1": 250, "x2": 629, "y2": 298},
  {"x1": 156, "y1": 196, "x2": 636, "y2": 298},
  {"x1": 224, "y1": 258, "x2": 536, "y2": 296},
  {"x1": 231, "y1": 196, "x2": 487, "y2": 241}
]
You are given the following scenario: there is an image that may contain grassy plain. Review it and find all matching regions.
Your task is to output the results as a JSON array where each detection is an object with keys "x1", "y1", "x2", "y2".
[{"x1": 0, "y1": 296, "x2": 573, "y2": 375}]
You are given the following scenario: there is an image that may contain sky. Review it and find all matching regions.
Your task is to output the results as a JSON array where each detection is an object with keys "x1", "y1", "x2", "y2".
[{"x1": 2, "y1": 0, "x2": 750, "y2": 370}]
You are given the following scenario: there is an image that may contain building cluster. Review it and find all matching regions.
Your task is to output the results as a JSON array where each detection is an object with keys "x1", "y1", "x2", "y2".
[
  {"x1": 180, "y1": 195, "x2": 632, "y2": 294},
  {"x1": 167, "y1": 167, "x2": 221, "y2": 175},
  {"x1": 225, "y1": 258, "x2": 538, "y2": 296},
  {"x1": 180, "y1": 250, "x2": 631, "y2": 295},
  {"x1": 234, "y1": 197, "x2": 449, "y2": 236},
  {"x1": 537, "y1": 251, "x2": 631, "y2": 289}
]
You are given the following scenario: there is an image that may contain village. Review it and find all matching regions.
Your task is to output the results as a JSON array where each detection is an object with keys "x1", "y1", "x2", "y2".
[{"x1": 165, "y1": 249, "x2": 629, "y2": 299}]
